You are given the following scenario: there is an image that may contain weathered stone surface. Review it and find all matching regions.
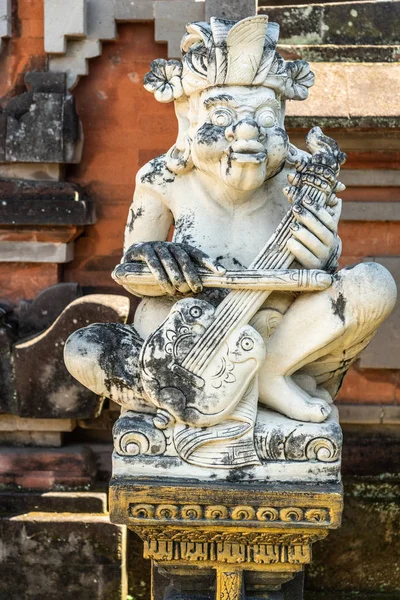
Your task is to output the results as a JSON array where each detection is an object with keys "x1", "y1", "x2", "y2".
[
  {"x1": 258, "y1": 2, "x2": 400, "y2": 46},
  {"x1": 205, "y1": 0, "x2": 257, "y2": 20},
  {"x1": 279, "y1": 43, "x2": 400, "y2": 64},
  {"x1": 16, "y1": 282, "x2": 82, "y2": 338},
  {"x1": 154, "y1": 0, "x2": 205, "y2": 58},
  {"x1": 0, "y1": 162, "x2": 62, "y2": 181},
  {"x1": 0, "y1": 324, "x2": 16, "y2": 414},
  {"x1": 0, "y1": 512, "x2": 127, "y2": 599},
  {"x1": 285, "y1": 64, "x2": 400, "y2": 119},
  {"x1": 0, "y1": 241, "x2": 74, "y2": 263},
  {"x1": 0, "y1": 490, "x2": 107, "y2": 515},
  {"x1": 0, "y1": 0, "x2": 11, "y2": 46},
  {"x1": 0, "y1": 445, "x2": 96, "y2": 490},
  {"x1": 0, "y1": 179, "x2": 95, "y2": 226},
  {"x1": 1, "y1": 71, "x2": 82, "y2": 164},
  {"x1": 13, "y1": 295, "x2": 129, "y2": 419},
  {"x1": 44, "y1": 0, "x2": 86, "y2": 54},
  {"x1": 0, "y1": 431, "x2": 63, "y2": 446},
  {"x1": 306, "y1": 476, "x2": 400, "y2": 594},
  {"x1": 341, "y1": 427, "x2": 400, "y2": 477}
]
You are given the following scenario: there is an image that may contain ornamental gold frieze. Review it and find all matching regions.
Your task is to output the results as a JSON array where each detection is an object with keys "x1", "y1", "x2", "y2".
[
  {"x1": 131, "y1": 526, "x2": 328, "y2": 567},
  {"x1": 142, "y1": 539, "x2": 312, "y2": 565},
  {"x1": 132, "y1": 526, "x2": 328, "y2": 547},
  {"x1": 128, "y1": 503, "x2": 331, "y2": 526}
]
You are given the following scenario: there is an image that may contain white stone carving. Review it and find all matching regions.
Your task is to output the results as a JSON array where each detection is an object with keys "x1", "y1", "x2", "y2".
[{"x1": 64, "y1": 16, "x2": 396, "y2": 481}]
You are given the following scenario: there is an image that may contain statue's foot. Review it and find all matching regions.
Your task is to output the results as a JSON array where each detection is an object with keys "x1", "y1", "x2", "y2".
[
  {"x1": 292, "y1": 372, "x2": 333, "y2": 404},
  {"x1": 261, "y1": 375, "x2": 332, "y2": 423}
]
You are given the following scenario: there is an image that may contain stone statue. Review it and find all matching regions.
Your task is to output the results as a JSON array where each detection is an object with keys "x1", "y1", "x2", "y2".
[{"x1": 64, "y1": 16, "x2": 396, "y2": 479}]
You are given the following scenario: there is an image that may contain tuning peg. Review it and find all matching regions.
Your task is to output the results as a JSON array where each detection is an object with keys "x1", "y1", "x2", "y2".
[
  {"x1": 334, "y1": 181, "x2": 346, "y2": 192},
  {"x1": 287, "y1": 172, "x2": 300, "y2": 186},
  {"x1": 283, "y1": 186, "x2": 296, "y2": 203}
]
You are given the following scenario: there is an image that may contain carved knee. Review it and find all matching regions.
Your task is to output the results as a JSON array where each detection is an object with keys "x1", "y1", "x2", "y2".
[
  {"x1": 65, "y1": 322, "x2": 144, "y2": 396},
  {"x1": 64, "y1": 324, "x2": 110, "y2": 394},
  {"x1": 333, "y1": 262, "x2": 397, "y2": 328}
]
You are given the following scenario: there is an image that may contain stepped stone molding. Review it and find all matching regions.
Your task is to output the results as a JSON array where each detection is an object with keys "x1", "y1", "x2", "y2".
[
  {"x1": 45, "y1": 0, "x2": 208, "y2": 88},
  {"x1": 43, "y1": 0, "x2": 400, "y2": 94},
  {"x1": 0, "y1": 0, "x2": 11, "y2": 52},
  {"x1": 43, "y1": 1, "x2": 400, "y2": 128},
  {"x1": 44, "y1": 0, "x2": 262, "y2": 88}
]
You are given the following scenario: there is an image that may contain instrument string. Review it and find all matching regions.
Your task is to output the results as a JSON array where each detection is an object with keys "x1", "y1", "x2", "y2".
[{"x1": 182, "y1": 184, "x2": 328, "y2": 374}]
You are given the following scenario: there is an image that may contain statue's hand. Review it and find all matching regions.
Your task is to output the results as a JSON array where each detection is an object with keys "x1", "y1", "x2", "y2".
[
  {"x1": 122, "y1": 242, "x2": 225, "y2": 296},
  {"x1": 286, "y1": 194, "x2": 342, "y2": 270}
]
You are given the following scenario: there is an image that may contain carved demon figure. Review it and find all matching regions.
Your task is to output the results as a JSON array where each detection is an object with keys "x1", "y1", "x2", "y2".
[{"x1": 65, "y1": 16, "x2": 396, "y2": 470}]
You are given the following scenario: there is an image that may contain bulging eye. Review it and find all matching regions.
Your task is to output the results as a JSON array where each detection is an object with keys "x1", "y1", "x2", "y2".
[
  {"x1": 240, "y1": 336, "x2": 254, "y2": 352},
  {"x1": 190, "y1": 306, "x2": 202, "y2": 319},
  {"x1": 210, "y1": 108, "x2": 234, "y2": 128},
  {"x1": 258, "y1": 110, "x2": 276, "y2": 129}
]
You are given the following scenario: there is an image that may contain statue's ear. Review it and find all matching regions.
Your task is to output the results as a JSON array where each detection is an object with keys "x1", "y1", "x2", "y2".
[{"x1": 166, "y1": 98, "x2": 194, "y2": 175}]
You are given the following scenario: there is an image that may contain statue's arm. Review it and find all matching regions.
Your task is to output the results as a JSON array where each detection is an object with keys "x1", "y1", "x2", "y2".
[
  {"x1": 123, "y1": 171, "x2": 173, "y2": 253},
  {"x1": 121, "y1": 164, "x2": 225, "y2": 297}
]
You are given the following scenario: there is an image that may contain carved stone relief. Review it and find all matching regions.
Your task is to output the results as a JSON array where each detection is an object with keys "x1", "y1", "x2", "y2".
[{"x1": 64, "y1": 15, "x2": 396, "y2": 483}]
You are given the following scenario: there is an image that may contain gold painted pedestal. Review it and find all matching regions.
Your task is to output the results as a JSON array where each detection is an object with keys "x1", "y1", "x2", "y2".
[{"x1": 110, "y1": 478, "x2": 343, "y2": 600}]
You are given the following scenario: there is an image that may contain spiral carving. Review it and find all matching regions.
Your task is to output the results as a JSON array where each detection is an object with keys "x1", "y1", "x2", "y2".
[
  {"x1": 128, "y1": 502, "x2": 331, "y2": 525},
  {"x1": 305, "y1": 437, "x2": 339, "y2": 462},
  {"x1": 118, "y1": 431, "x2": 150, "y2": 456},
  {"x1": 256, "y1": 507, "x2": 279, "y2": 521},
  {"x1": 130, "y1": 504, "x2": 155, "y2": 519},
  {"x1": 205, "y1": 505, "x2": 229, "y2": 520},
  {"x1": 155, "y1": 504, "x2": 179, "y2": 519},
  {"x1": 305, "y1": 509, "x2": 329, "y2": 523},
  {"x1": 280, "y1": 507, "x2": 304, "y2": 522},
  {"x1": 113, "y1": 413, "x2": 167, "y2": 457},
  {"x1": 181, "y1": 505, "x2": 203, "y2": 520},
  {"x1": 231, "y1": 506, "x2": 256, "y2": 521}
]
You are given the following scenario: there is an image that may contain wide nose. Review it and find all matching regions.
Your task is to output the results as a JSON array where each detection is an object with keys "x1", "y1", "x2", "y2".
[{"x1": 232, "y1": 118, "x2": 261, "y2": 141}]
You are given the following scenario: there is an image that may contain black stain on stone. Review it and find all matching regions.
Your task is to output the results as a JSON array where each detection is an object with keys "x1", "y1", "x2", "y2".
[
  {"x1": 196, "y1": 122, "x2": 225, "y2": 146},
  {"x1": 141, "y1": 155, "x2": 175, "y2": 186},
  {"x1": 225, "y1": 151, "x2": 232, "y2": 175},
  {"x1": 331, "y1": 292, "x2": 346, "y2": 324},
  {"x1": 232, "y1": 257, "x2": 245, "y2": 268},
  {"x1": 79, "y1": 322, "x2": 144, "y2": 399},
  {"x1": 174, "y1": 212, "x2": 195, "y2": 245},
  {"x1": 127, "y1": 206, "x2": 144, "y2": 234}
]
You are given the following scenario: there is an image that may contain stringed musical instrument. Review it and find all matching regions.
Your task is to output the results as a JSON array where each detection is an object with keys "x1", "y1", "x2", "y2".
[{"x1": 139, "y1": 127, "x2": 346, "y2": 428}]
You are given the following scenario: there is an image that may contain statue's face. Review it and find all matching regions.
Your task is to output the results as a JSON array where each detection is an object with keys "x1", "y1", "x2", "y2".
[{"x1": 188, "y1": 86, "x2": 289, "y2": 192}]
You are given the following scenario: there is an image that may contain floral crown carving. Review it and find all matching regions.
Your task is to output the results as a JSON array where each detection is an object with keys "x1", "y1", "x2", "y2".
[{"x1": 144, "y1": 16, "x2": 314, "y2": 104}]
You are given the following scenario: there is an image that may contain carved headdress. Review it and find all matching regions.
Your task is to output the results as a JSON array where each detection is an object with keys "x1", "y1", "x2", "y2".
[{"x1": 144, "y1": 16, "x2": 314, "y2": 103}]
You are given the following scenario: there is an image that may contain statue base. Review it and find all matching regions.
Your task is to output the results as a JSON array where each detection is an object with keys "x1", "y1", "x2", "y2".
[
  {"x1": 109, "y1": 477, "x2": 343, "y2": 600},
  {"x1": 112, "y1": 406, "x2": 342, "y2": 484}
]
